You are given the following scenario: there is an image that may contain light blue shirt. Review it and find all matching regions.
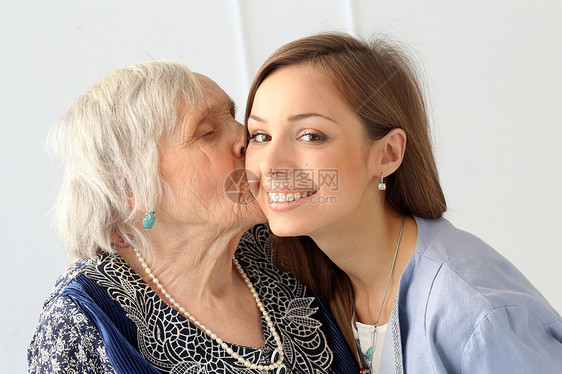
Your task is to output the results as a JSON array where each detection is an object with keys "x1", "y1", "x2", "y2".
[{"x1": 380, "y1": 217, "x2": 562, "y2": 373}]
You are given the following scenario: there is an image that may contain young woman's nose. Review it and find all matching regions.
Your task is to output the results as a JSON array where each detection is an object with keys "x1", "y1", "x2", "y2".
[{"x1": 258, "y1": 138, "x2": 299, "y2": 183}]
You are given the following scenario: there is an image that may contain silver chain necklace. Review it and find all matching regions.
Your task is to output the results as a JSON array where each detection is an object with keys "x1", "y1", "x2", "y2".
[{"x1": 359, "y1": 216, "x2": 405, "y2": 373}]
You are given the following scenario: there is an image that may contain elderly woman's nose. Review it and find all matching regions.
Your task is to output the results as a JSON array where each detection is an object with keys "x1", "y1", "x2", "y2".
[
  {"x1": 233, "y1": 138, "x2": 246, "y2": 158},
  {"x1": 231, "y1": 127, "x2": 246, "y2": 158}
]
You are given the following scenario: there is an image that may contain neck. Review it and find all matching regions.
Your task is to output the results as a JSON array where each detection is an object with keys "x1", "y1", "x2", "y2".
[
  {"x1": 121, "y1": 221, "x2": 248, "y2": 302},
  {"x1": 310, "y1": 204, "x2": 417, "y2": 325},
  {"x1": 119, "y1": 217, "x2": 268, "y2": 348}
]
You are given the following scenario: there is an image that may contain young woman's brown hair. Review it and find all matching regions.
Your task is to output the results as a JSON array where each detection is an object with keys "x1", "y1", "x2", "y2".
[{"x1": 244, "y1": 32, "x2": 447, "y2": 361}]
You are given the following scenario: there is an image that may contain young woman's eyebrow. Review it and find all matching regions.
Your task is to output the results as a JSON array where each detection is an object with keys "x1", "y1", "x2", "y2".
[{"x1": 248, "y1": 113, "x2": 336, "y2": 124}]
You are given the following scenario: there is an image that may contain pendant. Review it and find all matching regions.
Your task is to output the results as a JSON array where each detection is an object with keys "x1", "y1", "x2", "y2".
[
  {"x1": 365, "y1": 346, "x2": 373, "y2": 362},
  {"x1": 359, "y1": 368, "x2": 371, "y2": 374}
]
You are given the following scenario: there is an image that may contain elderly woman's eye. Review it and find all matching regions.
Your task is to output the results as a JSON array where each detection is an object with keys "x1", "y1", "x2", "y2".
[
  {"x1": 249, "y1": 132, "x2": 271, "y2": 143},
  {"x1": 200, "y1": 125, "x2": 219, "y2": 138}
]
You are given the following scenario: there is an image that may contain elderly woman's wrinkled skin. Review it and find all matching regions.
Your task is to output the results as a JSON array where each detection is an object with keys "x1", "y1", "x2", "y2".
[{"x1": 120, "y1": 74, "x2": 267, "y2": 348}]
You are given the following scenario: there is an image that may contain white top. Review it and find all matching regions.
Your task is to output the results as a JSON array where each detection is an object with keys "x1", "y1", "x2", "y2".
[{"x1": 353, "y1": 321, "x2": 388, "y2": 374}]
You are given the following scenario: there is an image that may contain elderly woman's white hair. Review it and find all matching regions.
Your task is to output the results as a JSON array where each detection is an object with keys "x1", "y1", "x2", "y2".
[{"x1": 50, "y1": 61, "x2": 202, "y2": 258}]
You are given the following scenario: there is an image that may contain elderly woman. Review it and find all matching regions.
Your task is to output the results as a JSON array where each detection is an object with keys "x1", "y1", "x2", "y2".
[{"x1": 28, "y1": 61, "x2": 357, "y2": 373}]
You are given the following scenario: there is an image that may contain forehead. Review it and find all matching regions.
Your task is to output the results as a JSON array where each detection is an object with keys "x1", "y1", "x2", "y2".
[
  {"x1": 175, "y1": 74, "x2": 235, "y2": 136},
  {"x1": 194, "y1": 73, "x2": 234, "y2": 111},
  {"x1": 252, "y1": 64, "x2": 350, "y2": 118}
]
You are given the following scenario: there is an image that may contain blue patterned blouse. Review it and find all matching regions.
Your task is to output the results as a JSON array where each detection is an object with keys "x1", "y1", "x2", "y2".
[{"x1": 28, "y1": 224, "x2": 358, "y2": 373}]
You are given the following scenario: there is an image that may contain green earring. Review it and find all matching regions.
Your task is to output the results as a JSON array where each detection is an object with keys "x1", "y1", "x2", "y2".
[{"x1": 143, "y1": 211, "x2": 156, "y2": 230}]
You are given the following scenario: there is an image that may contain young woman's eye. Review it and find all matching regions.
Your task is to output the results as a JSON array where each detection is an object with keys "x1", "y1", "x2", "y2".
[
  {"x1": 248, "y1": 132, "x2": 271, "y2": 143},
  {"x1": 298, "y1": 131, "x2": 326, "y2": 142}
]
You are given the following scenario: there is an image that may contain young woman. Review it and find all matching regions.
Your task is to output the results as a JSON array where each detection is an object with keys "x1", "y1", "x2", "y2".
[{"x1": 244, "y1": 33, "x2": 562, "y2": 373}]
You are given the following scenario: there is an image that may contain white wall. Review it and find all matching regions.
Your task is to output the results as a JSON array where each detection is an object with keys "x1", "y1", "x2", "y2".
[{"x1": 1, "y1": 1, "x2": 560, "y2": 371}]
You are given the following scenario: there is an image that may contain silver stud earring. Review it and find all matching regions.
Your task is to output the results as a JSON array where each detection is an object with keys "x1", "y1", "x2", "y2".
[{"x1": 378, "y1": 173, "x2": 386, "y2": 191}]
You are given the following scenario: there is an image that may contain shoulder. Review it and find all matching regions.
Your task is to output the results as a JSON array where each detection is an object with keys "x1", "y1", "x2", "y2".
[
  {"x1": 413, "y1": 217, "x2": 555, "y2": 319},
  {"x1": 39, "y1": 258, "x2": 95, "y2": 310},
  {"x1": 28, "y1": 291, "x2": 114, "y2": 373},
  {"x1": 28, "y1": 257, "x2": 115, "y2": 373},
  {"x1": 400, "y1": 218, "x2": 562, "y2": 371},
  {"x1": 414, "y1": 216, "x2": 495, "y2": 263},
  {"x1": 460, "y1": 305, "x2": 562, "y2": 372}
]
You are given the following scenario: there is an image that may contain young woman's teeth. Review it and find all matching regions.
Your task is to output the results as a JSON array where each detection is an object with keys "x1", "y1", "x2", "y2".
[{"x1": 268, "y1": 191, "x2": 313, "y2": 202}]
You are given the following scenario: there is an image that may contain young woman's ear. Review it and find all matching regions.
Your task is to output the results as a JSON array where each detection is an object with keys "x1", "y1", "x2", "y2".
[{"x1": 369, "y1": 128, "x2": 407, "y2": 178}]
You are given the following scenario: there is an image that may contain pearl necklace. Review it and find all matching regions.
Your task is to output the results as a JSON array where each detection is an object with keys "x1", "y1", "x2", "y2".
[{"x1": 133, "y1": 248, "x2": 284, "y2": 371}]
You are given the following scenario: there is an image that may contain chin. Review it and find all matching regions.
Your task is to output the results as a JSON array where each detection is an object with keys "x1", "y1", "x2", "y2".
[{"x1": 266, "y1": 216, "x2": 311, "y2": 238}]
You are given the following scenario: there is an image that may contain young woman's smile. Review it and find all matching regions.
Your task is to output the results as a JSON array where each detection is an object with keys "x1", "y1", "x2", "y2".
[{"x1": 246, "y1": 63, "x2": 381, "y2": 237}]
